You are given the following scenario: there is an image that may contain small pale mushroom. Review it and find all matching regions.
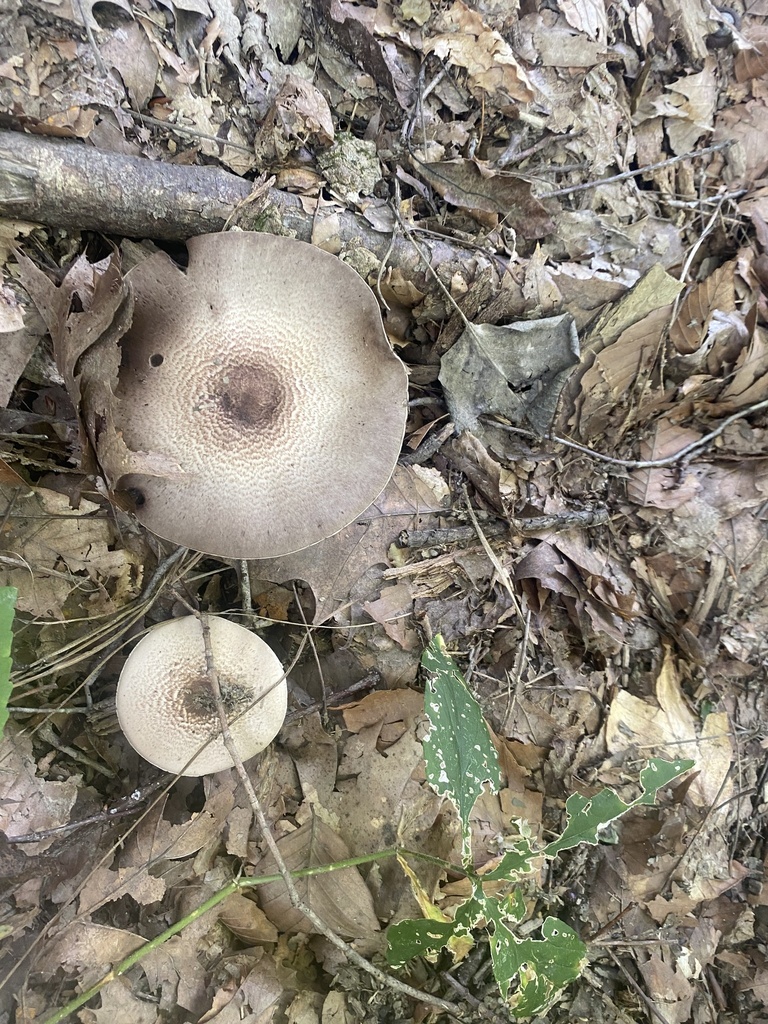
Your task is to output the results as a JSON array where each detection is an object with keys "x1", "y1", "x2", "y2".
[
  {"x1": 116, "y1": 615, "x2": 287, "y2": 776},
  {"x1": 105, "y1": 231, "x2": 408, "y2": 559}
]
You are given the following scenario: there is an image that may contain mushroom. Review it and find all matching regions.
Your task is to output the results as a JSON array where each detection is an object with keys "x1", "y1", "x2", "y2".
[
  {"x1": 104, "y1": 231, "x2": 408, "y2": 559},
  {"x1": 116, "y1": 615, "x2": 287, "y2": 776}
]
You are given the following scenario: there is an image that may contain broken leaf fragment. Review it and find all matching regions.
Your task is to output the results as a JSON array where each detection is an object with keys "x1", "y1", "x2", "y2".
[{"x1": 439, "y1": 314, "x2": 580, "y2": 437}]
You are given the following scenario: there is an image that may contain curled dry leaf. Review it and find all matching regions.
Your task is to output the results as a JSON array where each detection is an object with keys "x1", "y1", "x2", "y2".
[
  {"x1": 426, "y1": 0, "x2": 534, "y2": 107},
  {"x1": 439, "y1": 314, "x2": 580, "y2": 438}
]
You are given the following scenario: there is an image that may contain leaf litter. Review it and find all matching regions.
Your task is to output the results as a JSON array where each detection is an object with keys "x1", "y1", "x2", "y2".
[{"x1": 2, "y1": 0, "x2": 768, "y2": 1019}]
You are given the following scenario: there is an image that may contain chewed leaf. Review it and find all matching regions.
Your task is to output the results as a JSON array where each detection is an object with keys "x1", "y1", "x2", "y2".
[
  {"x1": 544, "y1": 757, "x2": 694, "y2": 858},
  {"x1": 490, "y1": 914, "x2": 587, "y2": 1016},
  {"x1": 386, "y1": 919, "x2": 457, "y2": 968},
  {"x1": 421, "y1": 636, "x2": 501, "y2": 860},
  {"x1": 0, "y1": 587, "x2": 17, "y2": 739}
]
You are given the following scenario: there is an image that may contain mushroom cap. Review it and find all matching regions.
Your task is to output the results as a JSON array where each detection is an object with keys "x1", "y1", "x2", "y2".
[
  {"x1": 111, "y1": 232, "x2": 408, "y2": 559},
  {"x1": 116, "y1": 615, "x2": 287, "y2": 776}
]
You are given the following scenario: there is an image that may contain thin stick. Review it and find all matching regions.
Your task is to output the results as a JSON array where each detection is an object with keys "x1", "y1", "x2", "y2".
[
  {"x1": 490, "y1": 396, "x2": 768, "y2": 469},
  {"x1": 539, "y1": 140, "x2": 732, "y2": 199}
]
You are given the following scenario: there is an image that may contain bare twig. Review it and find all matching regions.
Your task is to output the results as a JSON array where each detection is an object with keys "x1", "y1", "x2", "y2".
[
  {"x1": 539, "y1": 140, "x2": 733, "y2": 199},
  {"x1": 489, "y1": 397, "x2": 768, "y2": 469},
  {"x1": 399, "y1": 420, "x2": 455, "y2": 466}
]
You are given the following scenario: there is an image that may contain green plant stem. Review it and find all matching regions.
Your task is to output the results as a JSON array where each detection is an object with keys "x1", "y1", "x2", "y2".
[{"x1": 42, "y1": 847, "x2": 466, "y2": 1024}]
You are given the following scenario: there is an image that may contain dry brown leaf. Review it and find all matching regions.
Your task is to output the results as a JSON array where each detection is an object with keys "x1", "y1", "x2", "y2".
[
  {"x1": 0, "y1": 483, "x2": 142, "y2": 619},
  {"x1": 670, "y1": 261, "x2": 736, "y2": 354},
  {"x1": 577, "y1": 303, "x2": 673, "y2": 439},
  {"x1": 0, "y1": 324, "x2": 43, "y2": 408},
  {"x1": 411, "y1": 156, "x2": 554, "y2": 237},
  {"x1": 637, "y1": 953, "x2": 693, "y2": 1024},
  {"x1": 32, "y1": 0, "x2": 132, "y2": 31},
  {"x1": 35, "y1": 921, "x2": 146, "y2": 981},
  {"x1": 0, "y1": 728, "x2": 79, "y2": 854},
  {"x1": 219, "y1": 892, "x2": 279, "y2": 944},
  {"x1": 259, "y1": 0, "x2": 305, "y2": 60},
  {"x1": 664, "y1": 60, "x2": 718, "y2": 156},
  {"x1": 627, "y1": 420, "x2": 702, "y2": 510},
  {"x1": 711, "y1": 324, "x2": 768, "y2": 413},
  {"x1": 250, "y1": 465, "x2": 448, "y2": 623},
  {"x1": 605, "y1": 650, "x2": 733, "y2": 809},
  {"x1": 714, "y1": 100, "x2": 768, "y2": 188},
  {"x1": 735, "y1": 24, "x2": 768, "y2": 82},
  {"x1": 425, "y1": 0, "x2": 534, "y2": 107},
  {"x1": 660, "y1": 0, "x2": 715, "y2": 61},
  {"x1": 318, "y1": 0, "x2": 419, "y2": 109},
  {"x1": 515, "y1": 8, "x2": 611, "y2": 66},
  {"x1": 91, "y1": 976, "x2": 162, "y2": 1024},
  {"x1": 101, "y1": 22, "x2": 160, "y2": 112},
  {"x1": 362, "y1": 582, "x2": 419, "y2": 650},
  {"x1": 558, "y1": 0, "x2": 608, "y2": 42},
  {"x1": 341, "y1": 688, "x2": 424, "y2": 734},
  {"x1": 255, "y1": 817, "x2": 380, "y2": 938}
]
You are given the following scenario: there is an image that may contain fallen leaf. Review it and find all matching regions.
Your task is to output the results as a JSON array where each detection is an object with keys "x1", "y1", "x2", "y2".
[
  {"x1": 669, "y1": 261, "x2": 736, "y2": 355},
  {"x1": 426, "y1": 0, "x2": 534, "y2": 107},
  {"x1": 255, "y1": 816, "x2": 380, "y2": 938},
  {"x1": 412, "y1": 156, "x2": 554, "y2": 237},
  {"x1": 0, "y1": 727, "x2": 79, "y2": 854},
  {"x1": 101, "y1": 22, "x2": 160, "y2": 112},
  {"x1": 558, "y1": 0, "x2": 608, "y2": 42},
  {"x1": 605, "y1": 649, "x2": 733, "y2": 809},
  {"x1": 250, "y1": 466, "x2": 448, "y2": 623},
  {"x1": 439, "y1": 313, "x2": 580, "y2": 437}
]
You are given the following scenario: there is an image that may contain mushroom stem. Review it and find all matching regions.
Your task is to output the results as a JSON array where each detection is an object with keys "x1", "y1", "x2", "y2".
[{"x1": 239, "y1": 559, "x2": 253, "y2": 617}]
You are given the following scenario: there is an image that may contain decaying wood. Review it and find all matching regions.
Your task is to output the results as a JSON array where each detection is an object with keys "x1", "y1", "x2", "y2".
[{"x1": 0, "y1": 129, "x2": 500, "y2": 304}]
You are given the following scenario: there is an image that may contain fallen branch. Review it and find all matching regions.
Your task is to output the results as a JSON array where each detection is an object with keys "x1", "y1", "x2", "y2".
[{"x1": 0, "y1": 128, "x2": 499, "y2": 301}]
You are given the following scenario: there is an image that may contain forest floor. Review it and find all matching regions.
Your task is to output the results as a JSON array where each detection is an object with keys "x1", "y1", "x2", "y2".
[{"x1": 1, "y1": 0, "x2": 768, "y2": 1022}]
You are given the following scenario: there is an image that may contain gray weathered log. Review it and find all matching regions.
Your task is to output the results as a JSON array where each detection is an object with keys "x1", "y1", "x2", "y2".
[{"x1": 0, "y1": 129, "x2": 500, "y2": 306}]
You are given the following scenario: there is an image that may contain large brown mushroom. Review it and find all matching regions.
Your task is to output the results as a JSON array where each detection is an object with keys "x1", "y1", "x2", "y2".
[
  {"x1": 116, "y1": 615, "x2": 287, "y2": 776},
  {"x1": 105, "y1": 232, "x2": 408, "y2": 559}
]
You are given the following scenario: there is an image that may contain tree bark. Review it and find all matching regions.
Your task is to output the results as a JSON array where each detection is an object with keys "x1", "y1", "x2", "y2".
[{"x1": 0, "y1": 129, "x2": 500, "y2": 308}]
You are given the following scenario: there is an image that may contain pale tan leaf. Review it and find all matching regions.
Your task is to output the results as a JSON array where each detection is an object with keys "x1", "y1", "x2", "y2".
[
  {"x1": 605, "y1": 650, "x2": 733, "y2": 809},
  {"x1": 558, "y1": 0, "x2": 608, "y2": 42},
  {"x1": 0, "y1": 728, "x2": 79, "y2": 854},
  {"x1": 627, "y1": 420, "x2": 702, "y2": 510},
  {"x1": 670, "y1": 261, "x2": 735, "y2": 354},
  {"x1": 425, "y1": 0, "x2": 534, "y2": 106}
]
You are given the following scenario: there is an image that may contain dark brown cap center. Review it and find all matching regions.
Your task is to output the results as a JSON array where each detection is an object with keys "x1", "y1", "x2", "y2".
[{"x1": 209, "y1": 363, "x2": 287, "y2": 432}]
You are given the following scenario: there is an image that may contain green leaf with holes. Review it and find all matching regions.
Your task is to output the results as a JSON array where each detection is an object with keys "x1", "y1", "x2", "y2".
[
  {"x1": 489, "y1": 911, "x2": 587, "y2": 1015},
  {"x1": 543, "y1": 756, "x2": 694, "y2": 858},
  {"x1": 386, "y1": 919, "x2": 457, "y2": 968},
  {"x1": 421, "y1": 635, "x2": 501, "y2": 861},
  {"x1": 0, "y1": 587, "x2": 17, "y2": 739}
]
